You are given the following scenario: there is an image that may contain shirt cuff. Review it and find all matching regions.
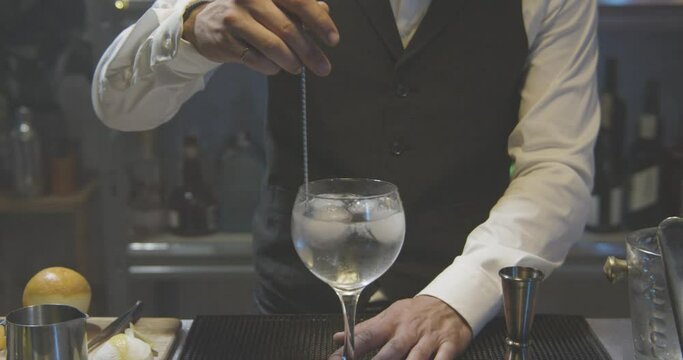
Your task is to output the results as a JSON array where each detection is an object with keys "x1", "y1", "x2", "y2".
[
  {"x1": 167, "y1": 38, "x2": 222, "y2": 76},
  {"x1": 151, "y1": 4, "x2": 221, "y2": 77},
  {"x1": 417, "y1": 256, "x2": 502, "y2": 336}
]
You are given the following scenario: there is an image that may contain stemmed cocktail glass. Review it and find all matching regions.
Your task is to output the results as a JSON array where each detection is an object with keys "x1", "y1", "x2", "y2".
[{"x1": 291, "y1": 178, "x2": 405, "y2": 359}]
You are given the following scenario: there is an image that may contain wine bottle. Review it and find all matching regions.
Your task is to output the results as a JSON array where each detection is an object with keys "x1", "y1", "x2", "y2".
[
  {"x1": 587, "y1": 58, "x2": 626, "y2": 232},
  {"x1": 662, "y1": 118, "x2": 683, "y2": 218},
  {"x1": 168, "y1": 135, "x2": 219, "y2": 236},
  {"x1": 624, "y1": 80, "x2": 664, "y2": 229}
]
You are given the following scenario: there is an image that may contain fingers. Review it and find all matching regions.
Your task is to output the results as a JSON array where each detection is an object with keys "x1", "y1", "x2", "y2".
[
  {"x1": 332, "y1": 334, "x2": 460, "y2": 360},
  {"x1": 329, "y1": 330, "x2": 391, "y2": 360},
  {"x1": 203, "y1": 28, "x2": 281, "y2": 74},
  {"x1": 332, "y1": 331, "x2": 344, "y2": 345},
  {"x1": 333, "y1": 311, "x2": 386, "y2": 344},
  {"x1": 223, "y1": 31, "x2": 281, "y2": 74},
  {"x1": 228, "y1": 15, "x2": 302, "y2": 74},
  {"x1": 329, "y1": 298, "x2": 471, "y2": 360},
  {"x1": 191, "y1": 0, "x2": 336, "y2": 76},
  {"x1": 331, "y1": 327, "x2": 387, "y2": 357},
  {"x1": 434, "y1": 341, "x2": 459, "y2": 360},
  {"x1": 328, "y1": 347, "x2": 343, "y2": 360},
  {"x1": 317, "y1": 1, "x2": 329, "y2": 13},
  {"x1": 250, "y1": 2, "x2": 331, "y2": 75},
  {"x1": 274, "y1": 0, "x2": 339, "y2": 46},
  {"x1": 357, "y1": 328, "x2": 390, "y2": 356},
  {"x1": 405, "y1": 337, "x2": 438, "y2": 360},
  {"x1": 330, "y1": 313, "x2": 391, "y2": 358},
  {"x1": 373, "y1": 331, "x2": 418, "y2": 360},
  {"x1": 238, "y1": 43, "x2": 281, "y2": 75}
]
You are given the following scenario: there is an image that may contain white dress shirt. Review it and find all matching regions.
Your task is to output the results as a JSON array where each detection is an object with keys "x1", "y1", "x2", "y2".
[
  {"x1": 389, "y1": 0, "x2": 431, "y2": 47},
  {"x1": 92, "y1": 0, "x2": 600, "y2": 335}
]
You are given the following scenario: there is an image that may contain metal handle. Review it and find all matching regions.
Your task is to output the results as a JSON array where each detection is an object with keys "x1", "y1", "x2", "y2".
[{"x1": 603, "y1": 256, "x2": 628, "y2": 283}]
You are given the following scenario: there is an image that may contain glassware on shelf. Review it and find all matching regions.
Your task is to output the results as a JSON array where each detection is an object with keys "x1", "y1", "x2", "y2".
[
  {"x1": 218, "y1": 131, "x2": 265, "y2": 232},
  {"x1": 127, "y1": 131, "x2": 165, "y2": 239},
  {"x1": 10, "y1": 106, "x2": 43, "y2": 198},
  {"x1": 291, "y1": 178, "x2": 405, "y2": 359}
]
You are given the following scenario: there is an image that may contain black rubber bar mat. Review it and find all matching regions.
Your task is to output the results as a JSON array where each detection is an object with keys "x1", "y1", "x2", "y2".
[{"x1": 180, "y1": 314, "x2": 611, "y2": 359}]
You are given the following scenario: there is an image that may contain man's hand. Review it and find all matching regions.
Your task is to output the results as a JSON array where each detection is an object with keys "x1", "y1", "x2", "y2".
[
  {"x1": 182, "y1": 0, "x2": 339, "y2": 76},
  {"x1": 330, "y1": 296, "x2": 473, "y2": 360}
]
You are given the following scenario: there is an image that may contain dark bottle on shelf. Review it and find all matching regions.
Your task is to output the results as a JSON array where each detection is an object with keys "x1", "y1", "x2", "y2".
[
  {"x1": 662, "y1": 117, "x2": 683, "y2": 218},
  {"x1": 587, "y1": 58, "x2": 626, "y2": 232},
  {"x1": 168, "y1": 135, "x2": 219, "y2": 236},
  {"x1": 624, "y1": 80, "x2": 665, "y2": 229}
]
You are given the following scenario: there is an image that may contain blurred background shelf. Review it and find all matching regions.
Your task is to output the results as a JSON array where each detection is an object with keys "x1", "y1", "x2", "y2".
[
  {"x1": 537, "y1": 231, "x2": 629, "y2": 318},
  {"x1": 127, "y1": 232, "x2": 253, "y2": 277},
  {"x1": 124, "y1": 232, "x2": 256, "y2": 317},
  {"x1": 0, "y1": 180, "x2": 104, "y2": 314},
  {"x1": 599, "y1": 0, "x2": 683, "y2": 31},
  {"x1": 600, "y1": 0, "x2": 683, "y2": 5},
  {"x1": 122, "y1": 229, "x2": 630, "y2": 318},
  {"x1": 0, "y1": 180, "x2": 97, "y2": 213},
  {"x1": 0, "y1": 180, "x2": 98, "y2": 274}
]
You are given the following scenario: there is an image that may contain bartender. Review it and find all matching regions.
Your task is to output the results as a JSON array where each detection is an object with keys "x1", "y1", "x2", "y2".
[{"x1": 92, "y1": 0, "x2": 599, "y2": 358}]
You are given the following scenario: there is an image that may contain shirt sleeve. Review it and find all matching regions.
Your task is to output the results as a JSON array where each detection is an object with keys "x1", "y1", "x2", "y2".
[
  {"x1": 91, "y1": 0, "x2": 221, "y2": 131},
  {"x1": 418, "y1": 0, "x2": 600, "y2": 335}
]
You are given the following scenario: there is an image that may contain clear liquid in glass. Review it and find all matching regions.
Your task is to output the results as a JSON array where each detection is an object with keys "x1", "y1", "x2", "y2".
[{"x1": 292, "y1": 194, "x2": 405, "y2": 291}]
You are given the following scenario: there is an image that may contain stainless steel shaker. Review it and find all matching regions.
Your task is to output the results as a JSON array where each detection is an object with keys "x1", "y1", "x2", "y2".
[{"x1": 1, "y1": 304, "x2": 88, "y2": 360}]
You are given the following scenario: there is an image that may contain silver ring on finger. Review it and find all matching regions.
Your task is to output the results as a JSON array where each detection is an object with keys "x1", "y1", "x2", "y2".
[{"x1": 239, "y1": 47, "x2": 250, "y2": 63}]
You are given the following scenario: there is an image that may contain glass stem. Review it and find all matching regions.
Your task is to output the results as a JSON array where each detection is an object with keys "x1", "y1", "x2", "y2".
[{"x1": 336, "y1": 289, "x2": 363, "y2": 360}]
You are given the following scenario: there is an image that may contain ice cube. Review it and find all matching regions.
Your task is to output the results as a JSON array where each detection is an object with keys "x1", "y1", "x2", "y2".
[
  {"x1": 347, "y1": 198, "x2": 378, "y2": 220},
  {"x1": 367, "y1": 212, "x2": 405, "y2": 244},
  {"x1": 301, "y1": 216, "x2": 350, "y2": 248},
  {"x1": 306, "y1": 196, "x2": 352, "y2": 222},
  {"x1": 293, "y1": 198, "x2": 352, "y2": 249}
]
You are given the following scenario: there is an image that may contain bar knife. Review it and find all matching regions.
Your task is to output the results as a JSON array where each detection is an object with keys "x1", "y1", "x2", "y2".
[{"x1": 88, "y1": 300, "x2": 144, "y2": 352}]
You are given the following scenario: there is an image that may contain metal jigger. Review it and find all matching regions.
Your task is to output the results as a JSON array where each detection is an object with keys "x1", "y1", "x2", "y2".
[{"x1": 499, "y1": 266, "x2": 545, "y2": 352}]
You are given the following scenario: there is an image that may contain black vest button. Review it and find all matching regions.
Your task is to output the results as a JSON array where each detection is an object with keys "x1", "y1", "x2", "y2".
[
  {"x1": 391, "y1": 140, "x2": 404, "y2": 156},
  {"x1": 396, "y1": 84, "x2": 409, "y2": 98}
]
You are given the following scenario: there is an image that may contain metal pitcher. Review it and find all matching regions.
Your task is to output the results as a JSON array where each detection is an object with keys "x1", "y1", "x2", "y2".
[
  {"x1": 1, "y1": 304, "x2": 88, "y2": 360},
  {"x1": 604, "y1": 228, "x2": 682, "y2": 359}
]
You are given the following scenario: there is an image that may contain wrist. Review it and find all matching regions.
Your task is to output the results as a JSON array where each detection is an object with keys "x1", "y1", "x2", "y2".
[{"x1": 181, "y1": 1, "x2": 211, "y2": 45}]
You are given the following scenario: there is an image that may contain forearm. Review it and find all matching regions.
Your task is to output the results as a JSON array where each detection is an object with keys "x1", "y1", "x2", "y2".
[
  {"x1": 420, "y1": 0, "x2": 600, "y2": 334},
  {"x1": 92, "y1": 0, "x2": 220, "y2": 131},
  {"x1": 420, "y1": 161, "x2": 593, "y2": 332}
]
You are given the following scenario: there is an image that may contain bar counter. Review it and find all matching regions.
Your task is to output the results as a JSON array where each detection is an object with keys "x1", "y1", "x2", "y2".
[{"x1": 169, "y1": 318, "x2": 633, "y2": 359}]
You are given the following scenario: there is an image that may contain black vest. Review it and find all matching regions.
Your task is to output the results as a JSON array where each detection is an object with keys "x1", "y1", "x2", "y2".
[{"x1": 252, "y1": 0, "x2": 529, "y2": 313}]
